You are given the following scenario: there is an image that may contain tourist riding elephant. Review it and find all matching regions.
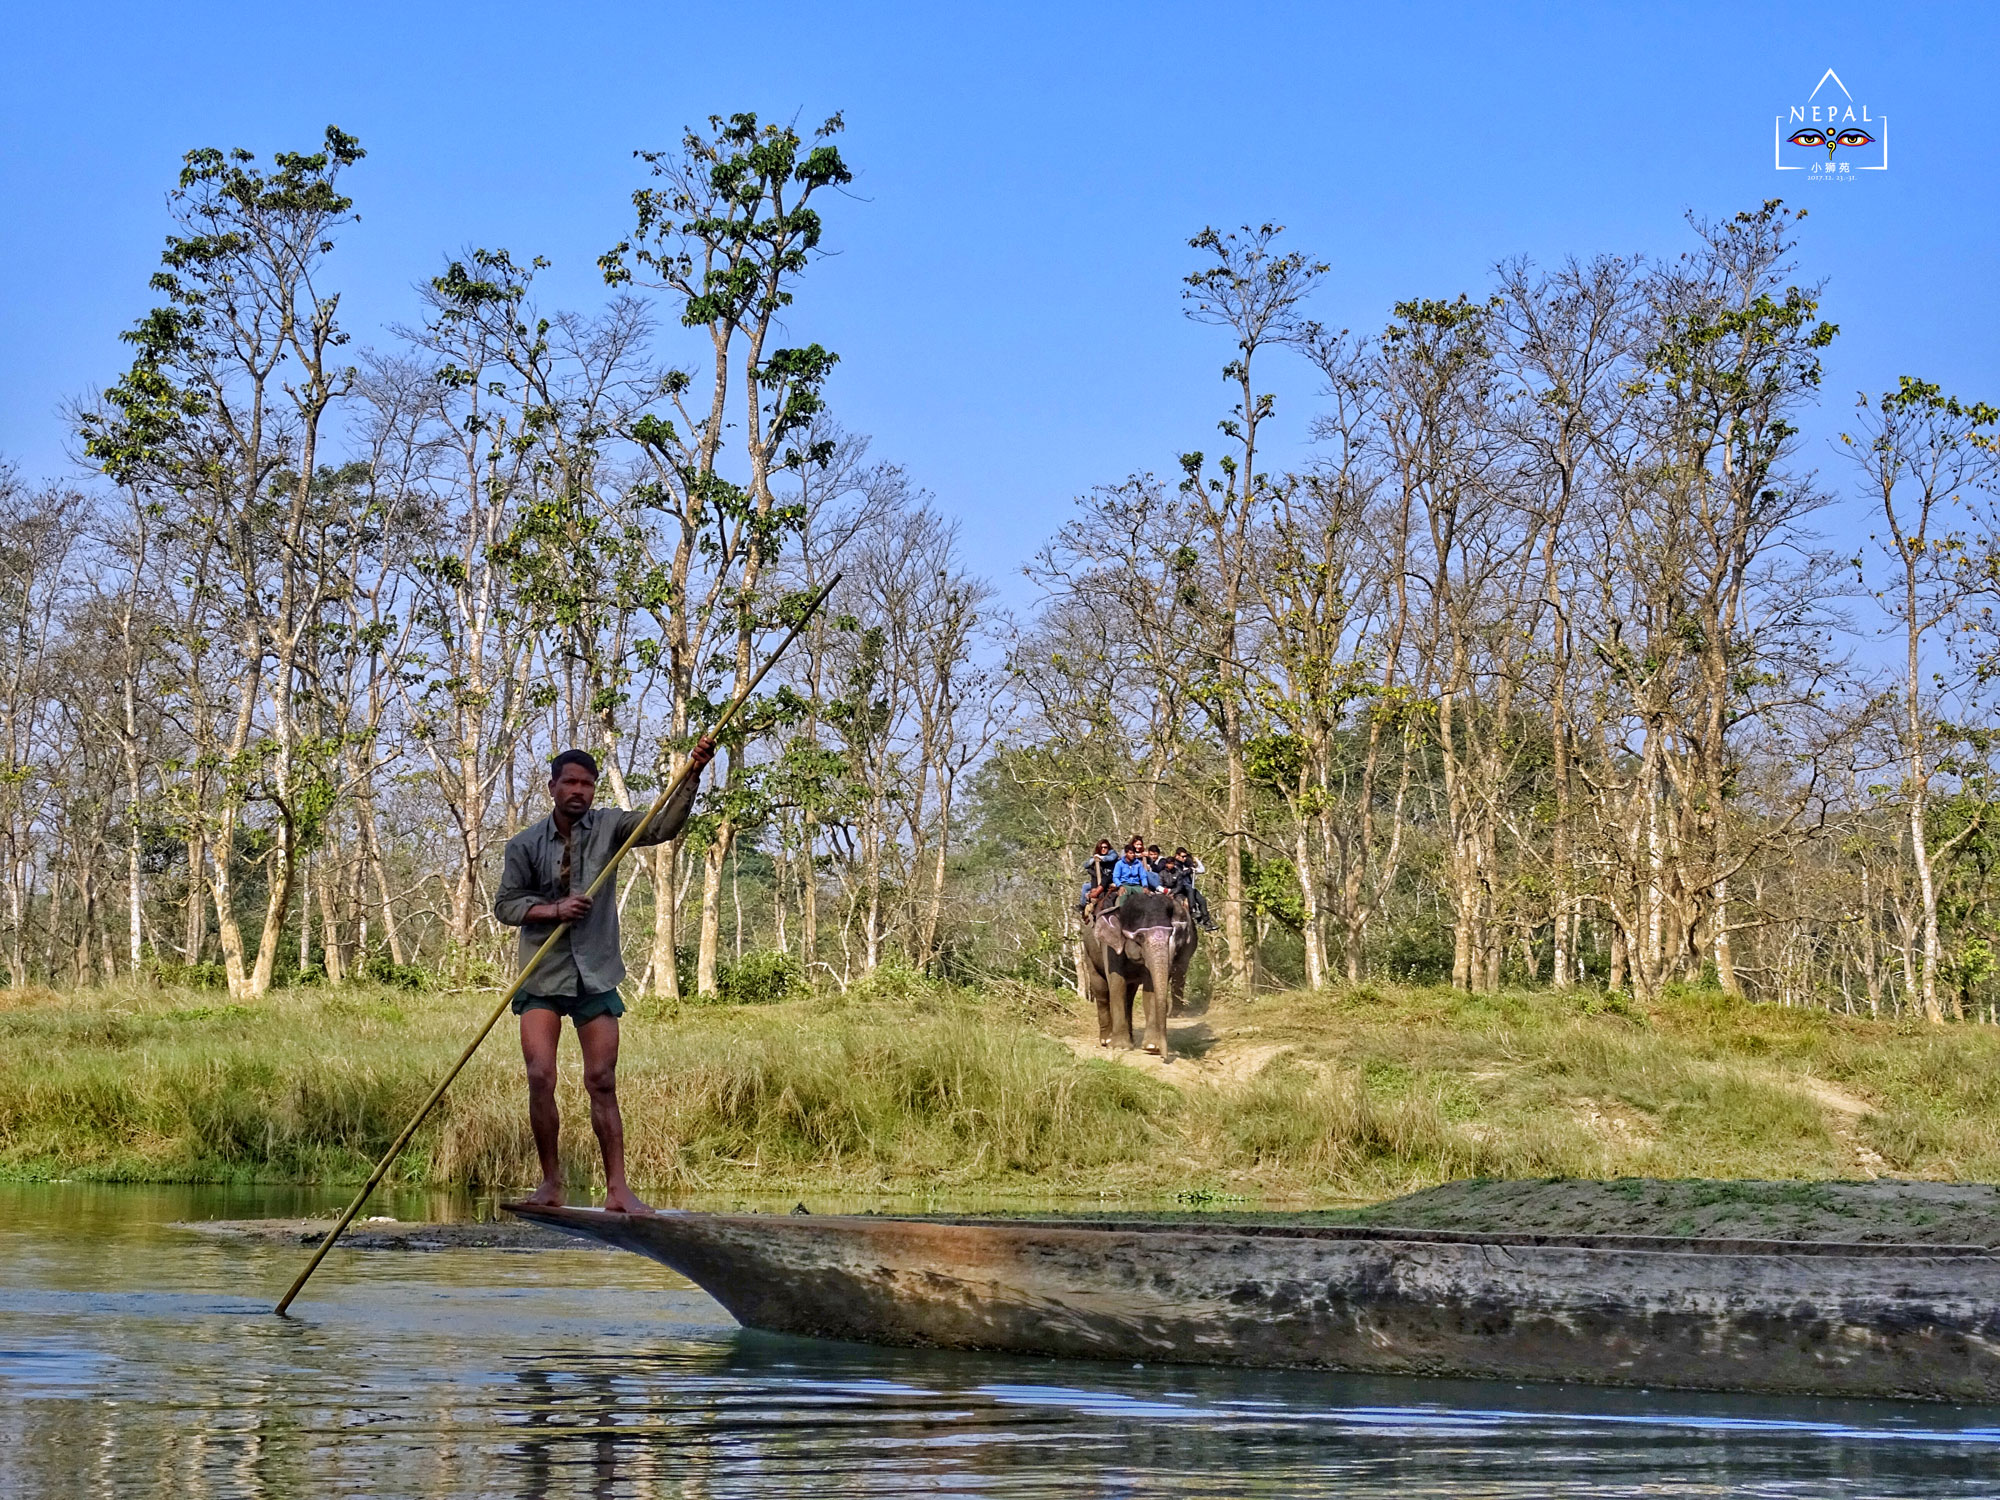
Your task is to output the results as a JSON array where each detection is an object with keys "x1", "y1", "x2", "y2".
[{"x1": 1080, "y1": 887, "x2": 1199, "y2": 1055}]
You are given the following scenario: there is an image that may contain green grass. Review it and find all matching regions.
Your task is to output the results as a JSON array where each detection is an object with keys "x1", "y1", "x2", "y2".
[{"x1": 3, "y1": 974, "x2": 1997, "y2": 1199}]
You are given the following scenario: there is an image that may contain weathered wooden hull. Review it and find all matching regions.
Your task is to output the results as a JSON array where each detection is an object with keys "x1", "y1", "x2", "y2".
[{"x1": 506, "y1": 1205, "x2": 2000, "y2": 1402}]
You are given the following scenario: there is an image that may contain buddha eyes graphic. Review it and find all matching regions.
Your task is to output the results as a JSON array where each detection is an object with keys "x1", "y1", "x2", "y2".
[{"x1": 1788, "y1": 126, "x2": 1875, "y2": 160}]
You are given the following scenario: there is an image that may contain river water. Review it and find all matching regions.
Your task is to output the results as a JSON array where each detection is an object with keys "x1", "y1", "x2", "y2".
[{"x1": 4, "y1": 1183, "x2": 1998, "y2": 1498}]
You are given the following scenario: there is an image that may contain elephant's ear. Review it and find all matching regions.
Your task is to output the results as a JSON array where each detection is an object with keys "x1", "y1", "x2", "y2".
[{"x1": 1094, "y1": 912, "x2": 1125, "y2": 957}]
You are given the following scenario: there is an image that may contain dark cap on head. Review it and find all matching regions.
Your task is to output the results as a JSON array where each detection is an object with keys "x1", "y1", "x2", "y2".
[{"x1": 549, "y1": 748, "x2": 599, "y2": 781}]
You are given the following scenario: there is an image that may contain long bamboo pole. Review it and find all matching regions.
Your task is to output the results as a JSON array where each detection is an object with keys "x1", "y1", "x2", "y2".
[{"x1": 276, "y1": 577, "x2": 839, "y2": 1314}]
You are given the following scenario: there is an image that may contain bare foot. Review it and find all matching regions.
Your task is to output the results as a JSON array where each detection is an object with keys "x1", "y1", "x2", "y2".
[
  {"x1": 602, "y1": 1185, "x2": 653, "y2": 1215},
  {"x1": 523, "y1": 1179, "x2": 565, "y2": 1208}
]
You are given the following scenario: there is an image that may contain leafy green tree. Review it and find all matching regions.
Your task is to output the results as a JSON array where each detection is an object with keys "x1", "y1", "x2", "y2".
[
  {"x1": 602, "y1": 111, "x2": 851, "y2": 995},
  {"x1": 1847, "y1": 376, "x2": 2000, "y2": 1021},
  {"x1": 1590, "y1": 201, "x2": 1841, "y2": 1000},
  {"x1": 1178, "y1": 224, "x2": 1328, "y2": 992},
  {"x1": 79, "y1": 128, "x2": 366, "y2": 997}
]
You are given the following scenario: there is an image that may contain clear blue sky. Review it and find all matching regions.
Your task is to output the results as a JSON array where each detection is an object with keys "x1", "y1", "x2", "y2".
[{"x1": 2, "y1": 2, "x2": 1991, "y2": 593}]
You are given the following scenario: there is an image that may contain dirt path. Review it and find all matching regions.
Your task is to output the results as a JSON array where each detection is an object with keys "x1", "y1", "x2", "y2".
[
  {"x1": 1062, "y1": 1014, "x2": 1289, "y2": 1089},
  {"x1": 1795, "y1": 1076, "x2": 1890, "y2": 1177}
]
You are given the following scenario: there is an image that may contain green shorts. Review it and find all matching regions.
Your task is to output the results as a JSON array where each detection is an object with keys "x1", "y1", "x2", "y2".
[{"x1": 512, "y1": 988, "x2": 625, "y2": 1024}]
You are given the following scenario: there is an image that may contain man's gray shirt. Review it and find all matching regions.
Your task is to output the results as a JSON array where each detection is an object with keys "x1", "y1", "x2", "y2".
[{"x1": 493, "y1": 797, "x2": 685, "y2": 997}]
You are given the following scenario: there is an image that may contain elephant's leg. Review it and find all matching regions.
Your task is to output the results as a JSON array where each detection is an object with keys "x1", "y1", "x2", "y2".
[
  {"x1": 1170, "y1": 944, "x2": 1193, "y2": 1017},
  {"x1": 1106, "y1": 966, "x2": 1135, "y2": 1049},
  {"x1": 1142, "y1": 978, "x2": 1170, "y2": 1055},
  {"x1": 1087, "y1": 959, "x2": 1113, "y2": 1045},
  {"x1": 1145, "y1": 1002, "x2": 1168, "y2": 1054}
]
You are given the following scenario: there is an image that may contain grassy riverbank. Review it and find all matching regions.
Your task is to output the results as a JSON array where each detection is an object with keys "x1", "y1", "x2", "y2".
[{"x1": 3, "y1": 972, "x2": 1998, "y2": 1200}]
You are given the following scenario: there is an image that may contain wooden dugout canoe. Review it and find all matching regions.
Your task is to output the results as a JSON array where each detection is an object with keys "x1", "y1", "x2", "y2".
[{"x1": 506, "y1": 1204, "x2": 2000, "y2": 1403}]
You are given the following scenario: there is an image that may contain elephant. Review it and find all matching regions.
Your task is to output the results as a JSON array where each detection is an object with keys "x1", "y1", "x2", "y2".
[{"x1": 1080, "y1": 887, "x2": 1199, "y2": 1055}]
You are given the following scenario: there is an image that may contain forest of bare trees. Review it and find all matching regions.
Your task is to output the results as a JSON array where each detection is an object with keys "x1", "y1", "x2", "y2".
[{"x1": 5, "y1": 121, "x2": 1999, "y2": 1022}]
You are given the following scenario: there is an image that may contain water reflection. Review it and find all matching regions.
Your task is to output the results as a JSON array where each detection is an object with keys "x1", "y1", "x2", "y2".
[
  {"x1": 486, "y1": 1342, "x2": 2000, "y2": 1498},
  {"x1": 2, "y1": 1183, "x2": 1998, "y2": 1497}
]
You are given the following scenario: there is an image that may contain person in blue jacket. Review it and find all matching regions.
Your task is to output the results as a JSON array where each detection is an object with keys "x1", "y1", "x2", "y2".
[{"x1": 1111, "y1": 838, "x2": 1161, "y2": 903}]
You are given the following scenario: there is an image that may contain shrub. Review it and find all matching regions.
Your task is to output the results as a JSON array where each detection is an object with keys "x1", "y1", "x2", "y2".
[
  {"x1": 1379, "y1": 929, "x2": 1453, "y2": 985},
  {"x1": 716, "y1": 950, "x2": 805, "y2": 1006},
  {"x1": 150, "y1": 960, "x2": 228, "y2": 990},
  {"x1": 361, "y1": 954, "x2": 436, "y2": 991}
]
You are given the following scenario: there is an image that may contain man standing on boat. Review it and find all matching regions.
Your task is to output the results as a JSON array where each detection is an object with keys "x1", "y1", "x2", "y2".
[{"x1": 494, "y1": 741, "x2": 713, "y2": 1213}]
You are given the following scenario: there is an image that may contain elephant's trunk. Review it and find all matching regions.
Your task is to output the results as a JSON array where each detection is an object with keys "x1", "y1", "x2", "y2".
[{"x1": 1141, "y1": 932, "x2": 1175, "y2": 1055}]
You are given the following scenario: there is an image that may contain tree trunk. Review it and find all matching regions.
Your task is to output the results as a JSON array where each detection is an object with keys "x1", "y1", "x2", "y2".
[
  {"x1": 917, "y1": 778, "x2": 955, "y2": 970},
  {"x1": 1221, "y1": 707, "x2": 1247, "y2": 994},
  {"x1": 1859, "y1": 865, "x2": 1882, "y2": 1017},
  {"x1": 319, "y1": 851, "x2": 346, "y2": 985},
  {"x1": 122, "y1": 713, "x2": 143, "y2": 975},
  {"x1": 208, "y1": 809, "x2": 252, "y2": 997},
  {"x1": 356, "y1": 796, "x2": 405, "y2": 966},
  {"x1": 125, "y1": 813, "x2": 143, "y2": 975},
  {"x1": 299, "y1": 857, "x2": 312, "y2": 978},
  {"x1": 183, "y1": 834, "x2": 206, "y2": 964},
  {"x1": 247, "y1": 844, "x2": 298, "y2": 997},
  {"x1": 75, "y1": 847, "x2": 98, "y2": 989},
  {"x1": 801, "y1": 813, "x2": 819, "y2": 980},
  {"x1": 6, "y1": 849, "x2": 25, "y2": 989},
  {"x1": 773, "y1": 834, "x2": 790, "y2": 955},
  {"x1": 697, "y1": 818, "x2": 732, "y2": 995},
  {"x1": 1294, "y1": 818, "x2": 1325, "y2": 990},
  {"x1": 1913, "y1": 800, "x2": 1945, "y2": 1025},
  {"x1": 1714, "y1": 876, "x2": 1742, "y2": 996},
  {"x1": 345, "y1": 838, "x2": 366, "y2": 977},
  {"x1": 650, "y1": 840, "x2": 680, "y2": 1000},
  {"x1": 1547, "y1": 552, "x2": 1573, "y2": 990}
]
